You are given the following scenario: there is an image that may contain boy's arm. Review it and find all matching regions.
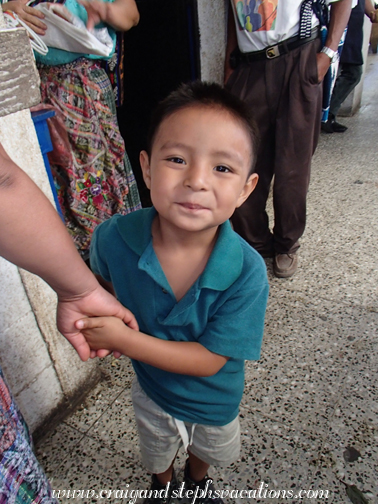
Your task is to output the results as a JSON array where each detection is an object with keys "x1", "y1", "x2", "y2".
[{"x1": 77, "y1": 316, "x2": 228, "y2": 377}]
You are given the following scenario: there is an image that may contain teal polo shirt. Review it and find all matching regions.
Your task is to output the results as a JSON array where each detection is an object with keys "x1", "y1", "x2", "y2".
[{"x1": 90, "y1": 207, "x2": 269, "y2": 426}]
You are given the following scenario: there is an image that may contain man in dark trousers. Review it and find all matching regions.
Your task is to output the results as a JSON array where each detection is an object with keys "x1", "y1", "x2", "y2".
[{"x1": 225, "y1": 0, "x2": 352, "y2": 278}]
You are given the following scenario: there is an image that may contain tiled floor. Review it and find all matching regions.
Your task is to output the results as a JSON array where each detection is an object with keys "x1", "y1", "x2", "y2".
[{"x1": 35, "y1": 55, "x2": 378, "y2": 503}]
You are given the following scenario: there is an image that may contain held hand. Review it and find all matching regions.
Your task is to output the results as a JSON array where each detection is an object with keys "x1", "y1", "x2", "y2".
[
  {"x1": 2, "y1": 0, "x2": 47, "y2": 35},
  {"x1": 76, "y1": 316, "x2": 130, "y2": 353},
  {"x1": 56, "y1": 285, "x2": 138, "y2": 361},
  {"x1": 316, "y1": 52, "x2": 332, "y2": 83}
]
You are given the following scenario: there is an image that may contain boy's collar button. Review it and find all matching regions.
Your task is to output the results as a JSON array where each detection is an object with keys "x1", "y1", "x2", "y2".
[{"x1": 162, "y1": 288, "x2": 168, "y2": 294}]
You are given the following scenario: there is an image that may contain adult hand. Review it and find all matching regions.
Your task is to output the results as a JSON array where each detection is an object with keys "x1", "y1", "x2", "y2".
[
  {"x1": 56, "y1": 284, "x2": 139, "y2": 361},
  {"x1": 316, "y1": 52, "x2": 332, "y2": 83},
  {"x1": 2, "y1": 0, "x2": 47, "y2": 35},
  {"x1": 78, "y1": 0, "x2": 108, "y2": 30},
  {"x1": 78, "y1": 0, "x2": 139, "y2": 32}
]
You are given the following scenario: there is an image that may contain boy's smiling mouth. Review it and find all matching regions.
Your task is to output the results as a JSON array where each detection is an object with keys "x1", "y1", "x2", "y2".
[{"x1": 177, "y1": 202, "x2": 209, "y2": 211}]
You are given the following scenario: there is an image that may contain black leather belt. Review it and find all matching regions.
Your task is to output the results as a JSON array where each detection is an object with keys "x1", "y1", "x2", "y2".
[{"x1": 231, "y1": 28, "x2": 319, "y2": 67}]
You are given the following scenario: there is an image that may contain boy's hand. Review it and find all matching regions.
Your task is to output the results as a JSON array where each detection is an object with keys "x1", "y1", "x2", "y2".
[{"x1": 76, "y1": 315, "x2": 130, "y2": 354}]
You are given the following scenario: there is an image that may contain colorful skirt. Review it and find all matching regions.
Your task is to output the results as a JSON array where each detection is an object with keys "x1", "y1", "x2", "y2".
[
  {"x1": 38, "y1": 58, "x2": 141, "y2": 258},
  {"x1": 0, "y1": 367, "x2": 57, "y2": 503}
]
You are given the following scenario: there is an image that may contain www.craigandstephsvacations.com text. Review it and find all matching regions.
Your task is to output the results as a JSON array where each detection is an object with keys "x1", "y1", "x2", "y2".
[{"x1": 52, "y1": 481, "x2": 331, "y2": 502}]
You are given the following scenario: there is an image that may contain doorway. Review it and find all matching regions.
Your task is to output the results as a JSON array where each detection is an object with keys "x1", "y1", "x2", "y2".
[{"x1": 118, "y1": 0, "x2": 200, "y2": 207}]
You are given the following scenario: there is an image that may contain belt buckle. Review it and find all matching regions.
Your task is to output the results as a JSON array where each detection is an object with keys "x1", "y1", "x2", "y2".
[{"x1": 266, "y1": 44, "x2": 280, "y2": 59}]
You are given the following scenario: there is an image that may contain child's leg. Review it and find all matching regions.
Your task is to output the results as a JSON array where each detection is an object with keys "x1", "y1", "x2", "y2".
[
  {"x1": 187, "y1": 450, "x2": 210, "y2": 482},
  {"x1": 183, "y1": 453, "x2": 223, "y2": 504},
  {"x1": 182, "y1": 416, "x2": 240, "y2": 503},
  {"x1": 154, "y1": 455, "x2": 177, "y2": 485},
  {"x1": 132, "y1": 378, "x2": 182, "y2": 492}
]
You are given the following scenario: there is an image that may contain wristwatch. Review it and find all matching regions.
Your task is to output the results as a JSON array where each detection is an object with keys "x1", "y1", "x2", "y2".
[{"x1": 320, "y1": 46, "x2": 338, "y2": 63}]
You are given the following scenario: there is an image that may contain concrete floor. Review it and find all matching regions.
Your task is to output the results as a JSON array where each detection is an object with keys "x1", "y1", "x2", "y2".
[{"x1": 35, "y1": 55, "x2": 378, "y2": 503}]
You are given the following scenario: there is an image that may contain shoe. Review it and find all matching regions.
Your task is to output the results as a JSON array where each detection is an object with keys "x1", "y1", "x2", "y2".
[
  {"x1": 183, "y1": 461, "x2": 224, "y2": 503},
  {"x1": 143, "y1": 471, "x2": 178, "y2": 504},
  {"x1": 332, "y1": 119, "x2": 348, "y2": 132},
  {"x1": 321, "y1": 114, "x2": 348, "y2": 133},
  {"x1": 273, "y1": 253, "x2": 298, "y2": 278}
]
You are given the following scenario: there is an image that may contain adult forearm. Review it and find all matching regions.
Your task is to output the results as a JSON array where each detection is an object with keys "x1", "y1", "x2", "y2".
[
  {"x1": 365, "y1": 0, "x2": 376, "y2": 21},
  {"x1": 0, "y1": 145, "x2": 98, "y2": 299},
  {"x1": 326, "y1": 0, "x2": 353, "y2": 50},
  {"x1": 106, "y1": 0, "x2": 139, "y2": 31}
]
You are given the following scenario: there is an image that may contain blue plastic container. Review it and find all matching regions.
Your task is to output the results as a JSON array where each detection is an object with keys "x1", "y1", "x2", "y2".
[{"x1": 31, "y1": 109, "x2": 64, "y2": 221}]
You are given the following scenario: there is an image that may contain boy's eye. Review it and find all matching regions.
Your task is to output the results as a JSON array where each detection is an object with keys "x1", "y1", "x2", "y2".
[
  {"x1": 214, "y1": 165, "x2": 231, "y2": 173},
  {"x1": 167, "y1": 157, "x2": 186, "y2": 164}
]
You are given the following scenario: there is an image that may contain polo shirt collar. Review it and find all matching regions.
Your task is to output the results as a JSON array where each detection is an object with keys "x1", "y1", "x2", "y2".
[
  {"x1": 117, "y1": 206, "x2": 156, "y2": 256},
  {"x1": 199, "y1": 220, "x2": 243, "y2": 291},
  {"x1": 117, "y1": 206, "x2": 243, "y2": 292}
]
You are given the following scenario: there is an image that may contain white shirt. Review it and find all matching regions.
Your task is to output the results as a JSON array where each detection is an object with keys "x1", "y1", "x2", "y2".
[{"x1": 231, "y1": 0, "x2": 347, "y2": 53}]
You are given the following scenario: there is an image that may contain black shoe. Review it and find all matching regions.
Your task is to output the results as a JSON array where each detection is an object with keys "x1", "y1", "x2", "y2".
[
  {"x1": 332, "y1": 119, "x2": 348, "y2": 132},
  {"x1": 321, "y1": 114, "x2": 348, "y2": 133},
  {"x1": 143, "y1": 471, "x2": 178, "y2": 504},
  {"x1": 183, "y1": 461, "x2": 224, "y2": 504}
]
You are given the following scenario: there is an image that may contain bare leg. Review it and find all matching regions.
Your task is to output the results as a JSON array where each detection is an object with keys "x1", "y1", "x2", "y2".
[
  {"x1": 187, "y1": 450, "x2": 210, "y2": 482},
  {"x1": 155, "y1": 461, "x2": 174, "y2": 486},
  {"x1": 154, "y1": 455, "x2": 177, "y2": 485}
]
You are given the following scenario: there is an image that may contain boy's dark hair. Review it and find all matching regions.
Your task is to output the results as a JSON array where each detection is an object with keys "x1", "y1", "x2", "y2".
[{"x1": 146, "y1": 81, "x2": 260, "y2": 175}]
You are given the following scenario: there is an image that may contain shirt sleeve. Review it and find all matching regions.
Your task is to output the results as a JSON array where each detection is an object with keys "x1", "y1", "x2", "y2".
[{"x1": 198, "y1": 258, "x2": 269, "y2": 362}]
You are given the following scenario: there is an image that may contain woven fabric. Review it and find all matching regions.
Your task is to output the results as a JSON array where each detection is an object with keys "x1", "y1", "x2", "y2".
[
  {"x1": 0, "y1": 368, "x2": 57, "y2": 504},
  {"x1": 38, "y1": 58, "x2": 141, "y2": 257}
]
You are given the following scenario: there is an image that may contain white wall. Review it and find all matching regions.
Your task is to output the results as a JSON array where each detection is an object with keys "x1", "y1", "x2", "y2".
[{"x1": 197, "y1": 0, "x2": 228, "y2": 83}]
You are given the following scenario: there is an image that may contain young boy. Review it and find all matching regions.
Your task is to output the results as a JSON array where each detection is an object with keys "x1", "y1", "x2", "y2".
[{"x1": 77, "y1": 81, "x2": 269, "y2": 503}]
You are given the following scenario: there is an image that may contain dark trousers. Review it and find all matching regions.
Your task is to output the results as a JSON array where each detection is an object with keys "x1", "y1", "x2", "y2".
[
  {"x1": 330, "y1": 63, "x2": 363, "y2": 117},
  {"x1": 226, "y1": 39, "x2": 322, "y2": 255}
]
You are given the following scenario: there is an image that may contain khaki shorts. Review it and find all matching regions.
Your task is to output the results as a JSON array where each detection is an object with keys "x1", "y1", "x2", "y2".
[{"x1": 132, "y1": 378, "x2": 241, "y2": 474}]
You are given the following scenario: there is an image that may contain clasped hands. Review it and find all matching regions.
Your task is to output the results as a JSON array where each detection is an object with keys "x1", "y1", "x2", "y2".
[{"x1": 76, "y1": 314, "x2": 132, "y2": 357}]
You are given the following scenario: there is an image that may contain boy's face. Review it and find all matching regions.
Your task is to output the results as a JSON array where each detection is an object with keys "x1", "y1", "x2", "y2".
[{"x1": 140, "y1": 105, "x2": 258, "y2": 235}]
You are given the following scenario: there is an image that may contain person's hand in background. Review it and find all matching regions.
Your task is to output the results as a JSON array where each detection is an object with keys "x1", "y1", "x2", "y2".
[{"x1": 1, "y1": 0, "x2": 47, "y2": 35}]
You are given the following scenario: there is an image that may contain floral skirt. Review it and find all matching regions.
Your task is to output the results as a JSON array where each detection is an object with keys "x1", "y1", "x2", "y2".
[
  {"x1": 38, "y1": 58, "x2": 141, "y2": 258},
  {"x1": 0, "y1": 367, "x2": 57, "y2": 503}
]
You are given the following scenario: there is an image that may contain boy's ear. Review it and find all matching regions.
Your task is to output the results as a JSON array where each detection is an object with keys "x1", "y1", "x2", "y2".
[
  {"x1": 139, "y1": 150, "x2": 151, "y2": 189},
  {"x1": 236, "y1": 173, "x2": 258, "y2": 208}
]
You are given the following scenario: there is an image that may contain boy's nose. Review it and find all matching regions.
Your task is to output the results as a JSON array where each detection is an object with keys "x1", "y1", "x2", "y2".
[{"x1": 184, "y1": 164, "x2": 209, "y2": 191}]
